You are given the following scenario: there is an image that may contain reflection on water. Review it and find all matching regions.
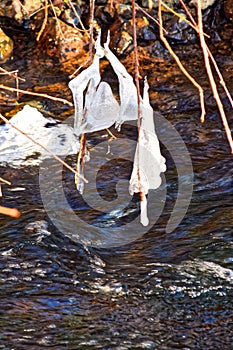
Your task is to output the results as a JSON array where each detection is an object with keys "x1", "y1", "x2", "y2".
[{"x1": 0, "y1": 106, "x2": 233, "y2": 349}]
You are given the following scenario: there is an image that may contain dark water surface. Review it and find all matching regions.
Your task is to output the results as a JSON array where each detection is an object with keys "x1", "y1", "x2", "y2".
[{"x1": 0, "y1": 51, "x2": 233, "y2": 349}]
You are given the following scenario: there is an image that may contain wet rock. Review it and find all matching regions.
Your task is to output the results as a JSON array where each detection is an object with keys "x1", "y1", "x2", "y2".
[
  {"x1": 36, "y1": 17, "x2": 88, "y2": 63},
  {"x1": 115, "y1": 30, "x2": 133, "y2": 55},
  {"x1": 12, "y1": 0, "x2": 44, "y2": 22},
  {"x1": 0, "y1": 0, "x2": 14, "y2": 18},
  {"x1": 224, "y1": 0, "x2": 233, "y2": 21},
  {"x1": 164, "y1": 14, "x2": 197, "y2": 44},
  {"x1": 142, "y1": 0, "x2": 159, "y2": 8},
  {"x1": 60, "y1": 5, "x2": 82, "y2": 27},
  {"x1": 0, "y1": 27, "x2": 13, "y2": 63},
  {"x1": 149, "y1": 40, "x2": 171, "y2": 59},
  {"x1": 115, "y1": 3, "x2": 132, "y2": 19},
  {"x1": 189, "y1": 0, "x2": 218, "y2": 10},
  {"x1": 141, "y1": 25, "x2": 157, "y2": 41}
]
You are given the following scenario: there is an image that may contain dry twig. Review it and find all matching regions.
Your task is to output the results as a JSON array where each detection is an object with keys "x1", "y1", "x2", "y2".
[
  {"x1": 158, "y1": 0, "x2": 206, "y2": 121},
  {"x1": 135, "y1": 3, "x2": 163, "y2": 31},
  {"x1": 0, "y1": 67, "x2": 25, "y2": 82},
  {"x1": 67, "y1": 0, "x2": 89, "y2": 35},
  {"x1": 0, "y1": 176, "x2": 20, "y2": 218},
  {"x1": 36, "y1": 0, "x2": 48, "y2": 41},
  {"x1": 0, "y1": 84, "x2": 73, "y2": 106},
  {"x1": 0, "y1": 177, "x2": 11, "y2": 186},
  {"x1": 75, "y1": 0, "x2": 96, "y2": 191},
  {"x1": 196, "y1": 0, "x2": 233, "y2": 152},
  {"x1": 132, "y1": 0, "x2": 144, "y2": 202},
  {"x1": 178, "y1": 0, "x2": 233, "y2": 111},
  {"x1": 0, "y1": 206, "x2": 21, "y2": 218},
  {"x1": 161, "y1": 0, "x2": 209, "y2": 38}
]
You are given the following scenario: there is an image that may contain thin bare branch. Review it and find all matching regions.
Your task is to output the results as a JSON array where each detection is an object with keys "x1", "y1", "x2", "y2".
[
  {"x1": 0, "y1": 177, "x2": 11, "y2": 186},
  {"x1": 67, "y1": 0, "x2": 89, "y2": 36},
  {"x1": 158, "y1": 0, "x2": 206, "y2": 121},
  {"x1": 0, "y1": 67, "x2": 25, "y2": 81},
  {"x1": 132, "y1": 0, "x2": 143, "y2": 201},
  {"x1": 135, "y1": 3, "x2": 165, "y2": 32},
  {"x1": 179, "y1": 0, "x2": 197, "y2": 26},
  {"x1": 0, "y1": 84, "x2": 73, "y2": 106},
  {"x1": 207, "y1": 48, "x2": 233, "y2": 108},
  {"x1": 48, "y1": 0, "x2": 64, "y2": 38},
  {"x1": 36, "y1": 0, "x2": 48, "y2": 41},
  {"x1": 161, "y1": 0, "x2": 209, "y2": 38},
  {"x1": 197, "y1": 0, "x2": 233, "y2": 153},
  {"x1": 178, "y1": 0, "x2": 233, "y2": 109},
  {"x1": 75, "y1": 0, "x2": 95, "y2": 190},
  {"x1": 89, "y1": 0, "x2": 96, "y2": 62},
  {"x1": 0, "y1": 205, "x2": 21, "y2": 218}
]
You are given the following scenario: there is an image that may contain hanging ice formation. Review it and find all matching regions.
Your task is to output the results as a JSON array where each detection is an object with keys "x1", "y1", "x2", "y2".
[{"x1": 69, "y1": 31, "x2": 166, "y2": 226}]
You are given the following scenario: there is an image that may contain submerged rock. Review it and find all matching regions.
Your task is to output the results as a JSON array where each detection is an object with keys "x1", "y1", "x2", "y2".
[{"x1": 189, "y1": 0, "x2": 218, "y2": 10}]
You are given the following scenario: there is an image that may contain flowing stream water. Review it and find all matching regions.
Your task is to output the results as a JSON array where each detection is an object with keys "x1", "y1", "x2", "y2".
[{"x1": 0, "y1": 44, "x2": 232, "y2": 349}]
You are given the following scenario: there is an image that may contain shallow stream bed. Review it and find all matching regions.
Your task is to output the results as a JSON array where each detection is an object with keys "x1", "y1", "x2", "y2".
[{"x1": 0, "y1": 31, "x2": 233, "y2": 349}]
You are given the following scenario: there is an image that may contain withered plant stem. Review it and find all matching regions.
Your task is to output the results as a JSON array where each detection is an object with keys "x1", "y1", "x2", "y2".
[
  {"x1": 135, "y1": 4, "x2": 162, "y2": 30},
  {"x1": 49, "y1": 0, "x2": 64, "y2": 38},
  {"x1": 196, "y1": 0, "x2": 233, "y2": 153},
  {"x1": 36, "y1": 0, "x2": 48, "y2": 41},
  {"x1": 75, "y1": 0, "x2": 96, "y2": 190},
  {"x1": 132, "y1": 0, "x2": 142, "y2": 197},
  {"x1": 178, "y1": 0, "x2": 233, "y2": 109},
  {"x1": 0, "y1": 177, "x2": 11, "y2": 186},
  {"x1": 158, "y1": 0, "x2": 206, "y2": 121},
  {"x1": 89, "y1": 0, "x2": 96, "y2": 61},
  {"x1": 0, "y1": 206, "x2": 21, "y2": 218},
  {"x1": 0, "y1": 67, "x2": 25, "y2": 81},
  {"x1": 67, "y1": 0, "x2": 89, "y2": 35},
  {"x1": 0, "y1": 84, "x2": 73, "y2": 106}
]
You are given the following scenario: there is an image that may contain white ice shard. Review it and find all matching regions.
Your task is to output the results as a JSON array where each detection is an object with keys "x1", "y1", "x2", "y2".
[
  {"x1": 103, "y1": 32, "x2": 138, "y2": 129},
  {"x1": 69, "y1": 31, "x2": 139, "y2": 137},
  {"x1": 129, "y1": 78, "x2": 166, "y2": 225},
  {"x1": 69, "y1": 32, "x2": 166, "y2": 225},
  {"x1": 69, "y1": 32, "x2": 119, "y2": 137}
]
